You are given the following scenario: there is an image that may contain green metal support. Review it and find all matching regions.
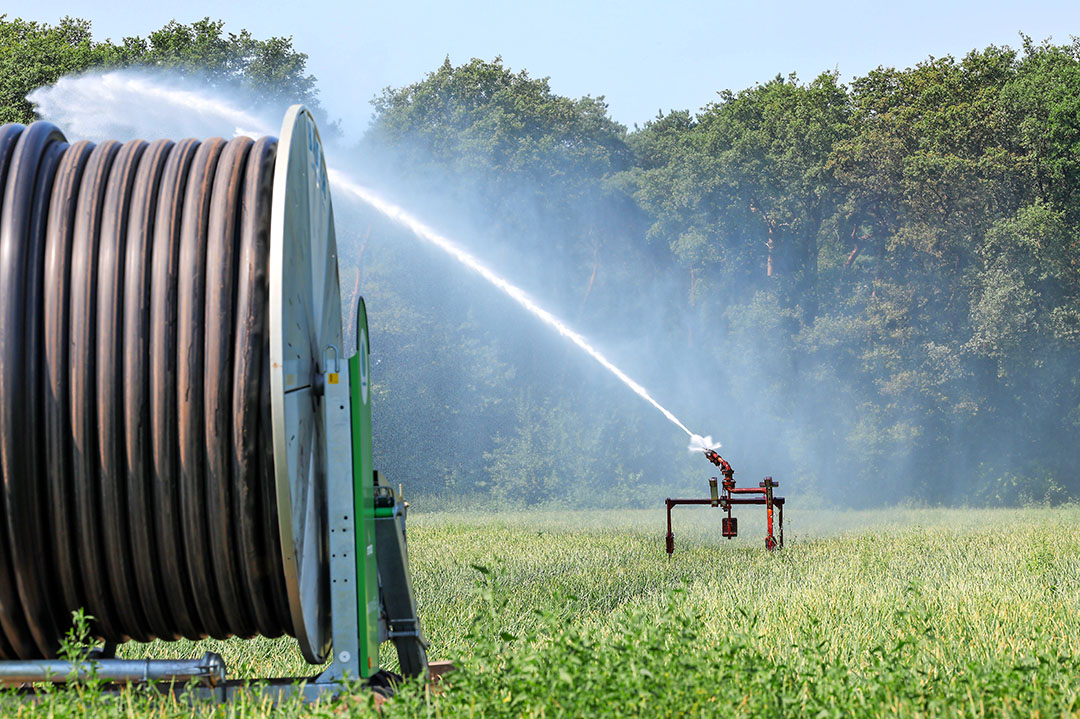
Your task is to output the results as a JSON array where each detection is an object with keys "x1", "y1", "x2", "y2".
[{"x1": 350, "y1": 299, "x2": 380, "y2": 678}]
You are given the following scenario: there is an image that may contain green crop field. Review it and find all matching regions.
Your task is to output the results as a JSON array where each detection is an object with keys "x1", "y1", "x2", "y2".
[{"x1": 7, "y1": 506, "x2": 1080, "y2": 717}]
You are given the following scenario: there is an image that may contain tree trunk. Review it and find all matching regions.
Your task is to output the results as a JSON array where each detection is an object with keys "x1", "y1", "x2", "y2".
[{"x1": 842, "y1": 225, "x2": 861, "y2": 274}]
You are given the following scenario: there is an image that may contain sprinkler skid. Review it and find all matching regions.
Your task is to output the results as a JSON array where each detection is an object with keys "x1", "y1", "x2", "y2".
[{"x1": 665, "y1": 451, "x2": 785, "y2": 553}]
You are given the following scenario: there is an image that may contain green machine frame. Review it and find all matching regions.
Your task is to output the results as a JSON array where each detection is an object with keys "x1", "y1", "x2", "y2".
[
  {"x1": 142, "y1": 297, "x2": 426, "y2": 700},
  {"x1": 313, "y1": 296, "x2": 429, "y2": 690}
]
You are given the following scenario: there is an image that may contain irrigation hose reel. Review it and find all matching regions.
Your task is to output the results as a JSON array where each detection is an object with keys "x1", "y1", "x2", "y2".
[{"x1": 0, "y1": 105, "x2": 428, "y2": 696}]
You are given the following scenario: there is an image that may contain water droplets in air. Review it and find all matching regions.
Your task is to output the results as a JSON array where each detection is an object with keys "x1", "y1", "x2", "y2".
[
  {"x1": 688, "y1": 434, "x2": 721, "y2": 453},
  {"x1": 29, "y1": 70, "x2": 273, "y2": 142},
  {"x1": 30, "y1": 69, "x2": 715, "y2": 449}
]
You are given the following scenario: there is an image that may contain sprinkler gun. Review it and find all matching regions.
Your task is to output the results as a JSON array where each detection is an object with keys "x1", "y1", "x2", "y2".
[
  {"x1": 664, "y1": 452, "x2": 785, "y2": 554},
  {"x1": 702, "y1": 449, "x2": 734, "y2": 480}
]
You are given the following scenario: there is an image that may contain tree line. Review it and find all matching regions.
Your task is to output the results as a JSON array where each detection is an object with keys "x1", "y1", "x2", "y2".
[
  {"x1": 0, "y1": 15, "x2": 322, "y2": 125},
  {"x1": 4, "y1": 16, "x2": 1078, "y2": 506},
  {"x1": 358, "y1": 42, "x2": 1080, "y2": 507}
]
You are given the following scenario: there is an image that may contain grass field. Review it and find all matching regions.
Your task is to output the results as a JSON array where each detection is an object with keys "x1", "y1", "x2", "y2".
[{"x1": 8, "y1": 506, "x2": 1080, "y2": 717}]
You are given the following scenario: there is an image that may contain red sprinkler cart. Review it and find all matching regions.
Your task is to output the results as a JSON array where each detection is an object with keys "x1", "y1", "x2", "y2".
[{"x1": 665, "y1": 449, "x2": 784, "y2": 554}]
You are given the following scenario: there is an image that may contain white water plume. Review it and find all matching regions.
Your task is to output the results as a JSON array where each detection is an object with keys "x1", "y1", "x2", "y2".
[
  {"x1": 329, "y1": 170, "x2": 698, "y2": 440},
  {"x1": 28, "y1": 70, "x2": 271, "y2": 142},
  {"x1": 688, "y1": 434, "x2": 721, "y2": 452},
  {"x1": 30, "y1": 69, "x2": 713, "y2": 447}
]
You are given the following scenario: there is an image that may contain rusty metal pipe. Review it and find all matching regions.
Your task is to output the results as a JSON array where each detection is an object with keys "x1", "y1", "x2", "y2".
[
  {"x1": 666, "y1": 497, "x2": 784, "y2": 506},
  {"x1": 664, "y1": 473, "x2": 786, "y2": 553}
]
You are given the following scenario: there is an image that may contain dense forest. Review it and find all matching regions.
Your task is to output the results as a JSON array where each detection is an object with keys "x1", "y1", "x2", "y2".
[
  {"x1": 4, "y1": 17, "x2": 1079, "y2": 506},
  {"x1": 352, "y1": 40, "x2": 1080, "y2": 508}
]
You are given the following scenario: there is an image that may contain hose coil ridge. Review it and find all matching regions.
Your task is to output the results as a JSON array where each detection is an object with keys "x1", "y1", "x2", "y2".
[{"x1": 0, "y1": 120, "x2": 294, "y2": 658}]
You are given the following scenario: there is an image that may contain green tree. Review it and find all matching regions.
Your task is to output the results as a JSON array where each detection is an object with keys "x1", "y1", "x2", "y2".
[
  {"x1": 360, "y1": 57, "x2": 673, "y2": 500},
  {"x1": 366, "y1": 57, "x2": 638, "y2": 310},
  {"x1": 0, "y1": 15, "x2": 116, "y2": 123},
  {"x1": 622, "y1": 43, "x2": 1080, "y2": 502},
  {"x1": 0, "y1": 15, "x2": 324, "y2": 125},
  {"x1": 626, "y1": 72, "x2": 851, "y2": 339},
  {"x1": 116, "y1": 18, "x2": 321, "y2": 116},
  {"x1": 1000, "y1": 37, "x2": 1080, "y2": 221}
]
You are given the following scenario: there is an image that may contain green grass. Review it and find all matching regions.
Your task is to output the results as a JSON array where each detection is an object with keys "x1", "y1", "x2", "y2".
[{"x1": 7, "y1": 507, "x2": 1080, "y2": 717}]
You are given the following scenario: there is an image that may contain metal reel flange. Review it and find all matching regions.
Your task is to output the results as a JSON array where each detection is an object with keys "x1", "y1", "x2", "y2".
[{"x1": 269, "y1": 105, "x2": 342, "y2": 664}]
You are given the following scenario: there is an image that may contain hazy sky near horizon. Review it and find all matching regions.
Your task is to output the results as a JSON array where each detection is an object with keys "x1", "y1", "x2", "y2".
[{"x1": 7, "y1": 0, "x2": 1080, "y2": 141}]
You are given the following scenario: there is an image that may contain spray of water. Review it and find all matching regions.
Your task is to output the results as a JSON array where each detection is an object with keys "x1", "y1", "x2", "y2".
[
  {"x1": 329, "y1": 170, "x2": 702, "y2": 441},
  {"x1": 29, "y1": 70, "x2": 718, "y2": 452},
  {"x1": 28, "y1": 71, "x2": 269, "y2": 141}
]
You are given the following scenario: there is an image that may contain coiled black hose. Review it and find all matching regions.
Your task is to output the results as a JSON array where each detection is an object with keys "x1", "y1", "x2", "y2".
[{"x1": 0, "y1": 121, "x2": 293, "y2": 659}]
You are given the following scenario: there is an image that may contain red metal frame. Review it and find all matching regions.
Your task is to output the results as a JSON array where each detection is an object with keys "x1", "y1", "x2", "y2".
[{"x1": 665, "y1": 451, "x2": 785, "y2": 553}]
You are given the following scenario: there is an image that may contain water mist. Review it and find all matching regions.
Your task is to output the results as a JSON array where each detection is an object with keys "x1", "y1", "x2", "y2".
[{"x1": 28, "y1": 70, "x2": 718, "y2": 455}]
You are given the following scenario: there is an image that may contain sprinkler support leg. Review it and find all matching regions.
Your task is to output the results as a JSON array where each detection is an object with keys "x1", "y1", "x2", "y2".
[
  {"x1": 761, "y1": 477, "x2": 778, "y2": 550},
  {"x1": 779, "y1": 503, "x2": 784, "y2": 548},
  {"x1": 665, "y1": 499, "x2": 675, "y2": 556}
]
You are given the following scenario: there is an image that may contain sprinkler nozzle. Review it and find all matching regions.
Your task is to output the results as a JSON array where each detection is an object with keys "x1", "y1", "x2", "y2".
[{"x1": 703, "y1": 449, "x2": 734, "y2": 480}]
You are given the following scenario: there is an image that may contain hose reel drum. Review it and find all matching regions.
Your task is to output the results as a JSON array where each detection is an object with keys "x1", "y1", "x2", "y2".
[{"x1": 0, "y1": 104, "x2": 425, "y2": 692}]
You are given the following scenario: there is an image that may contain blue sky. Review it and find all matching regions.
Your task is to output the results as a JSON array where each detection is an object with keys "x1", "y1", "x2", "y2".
[{"x1": 7, "y1": 0, "x2": 1080, "y2": 141}]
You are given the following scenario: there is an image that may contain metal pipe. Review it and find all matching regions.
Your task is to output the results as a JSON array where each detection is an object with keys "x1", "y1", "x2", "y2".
[
  {"x1": 0, "y1": 651, "x2": 226, "y2": 686},
  {"x1": 666, "y1": 497, "x2": 784, "y2": 506},
  {"x1": 665, "y1": 471, "x2": 786, "y2": 553},
  {"x1": 779, "y1": 502, "x2": 784, "y2": 548},
  {"x1": 664, "y1": 499, "x2": 675, "y2": 555},
  {"x1": 759, "y1": 477, "x2": 778, "y2": 550},
  {"x1": 766, "y1": 490, "x2": 774, "y2": 549}
]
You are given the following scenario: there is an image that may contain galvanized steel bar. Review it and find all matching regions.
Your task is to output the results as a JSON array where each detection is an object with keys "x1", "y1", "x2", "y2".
[{"x1": 0, "y1": 652, "x2": 226, "y2": 686}]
